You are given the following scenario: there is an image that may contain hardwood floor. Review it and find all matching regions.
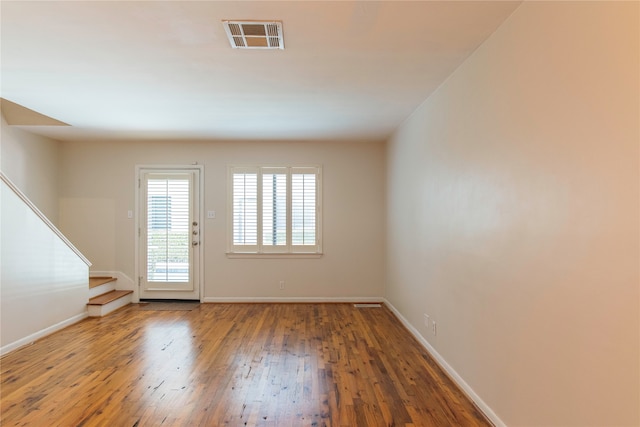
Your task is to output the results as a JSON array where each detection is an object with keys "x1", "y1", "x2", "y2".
[{"x1": 1, "y1": 303, "x2": 491, "y2": 426}]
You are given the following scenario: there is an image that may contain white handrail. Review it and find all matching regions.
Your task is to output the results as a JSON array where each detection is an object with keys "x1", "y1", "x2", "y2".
[{"x1": 0, "y1": 171, "x2": 91, "y2": 267}]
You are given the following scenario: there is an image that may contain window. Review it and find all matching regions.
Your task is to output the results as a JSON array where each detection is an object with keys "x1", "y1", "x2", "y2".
[{"x1": 228, "y1": 165, "x2": 322, "y2": 255}]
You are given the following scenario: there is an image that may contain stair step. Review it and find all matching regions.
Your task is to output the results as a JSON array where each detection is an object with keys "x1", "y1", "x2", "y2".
[
  {"x1": 87, "y1": 290, "x2": 133, "y2": 317},
  {"x1": 88, "y1": 290, "x2": 133, "y2": 306},
  {"x1": 89, "y1": 276, "x2": 117, "y2": 289}
]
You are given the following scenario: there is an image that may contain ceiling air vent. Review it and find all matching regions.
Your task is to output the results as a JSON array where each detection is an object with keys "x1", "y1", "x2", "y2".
[{"x1": 223, "y1": 21, "x2": 284, "y2": 50}]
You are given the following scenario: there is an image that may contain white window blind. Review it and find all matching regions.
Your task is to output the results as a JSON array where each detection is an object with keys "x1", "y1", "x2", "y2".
[
  {"x1": 228, "y1": 165, "x2": 322, "y2": 255},
  {"x1": 147, "y1": 177, "x2": 190, "y2": 282},
  {"x1": 232, "y1": 171, "x2": 258, "y2": 249},
  {"x1": 291, "y1": 171, "x2": 316, "y2": 247},
  {"x1": 262, "y1": 170, "x2": 287, "y2": 247}
]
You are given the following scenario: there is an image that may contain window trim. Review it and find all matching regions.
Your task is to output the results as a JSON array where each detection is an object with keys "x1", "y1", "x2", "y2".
[{"x1": 227, "y1": 165, "x2": 322, "y2": 257}]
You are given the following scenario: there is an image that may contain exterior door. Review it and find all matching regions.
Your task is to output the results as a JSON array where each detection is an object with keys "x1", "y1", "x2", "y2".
[{"x1": 139, "y1": 168, "x2": 201, "y2": 300}]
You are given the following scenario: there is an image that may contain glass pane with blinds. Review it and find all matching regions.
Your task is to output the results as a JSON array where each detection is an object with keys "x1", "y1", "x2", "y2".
[
  {"x1": 147, "y1": 178, "x2": 190, "y2": 282},
  {"x1": 233, "y1": 173, "x2": 258, "y2": 245},
  {"x1": 262, "y1": 173, "x2": 287, "y2": 246},
  {"x1": 291, "y1": 173, "x2": 316, "y2": 245}
]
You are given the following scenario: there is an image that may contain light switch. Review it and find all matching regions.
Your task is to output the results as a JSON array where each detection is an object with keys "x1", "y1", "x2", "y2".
[
  {"x1": 207, "y1": 210, "x2": 216, "y2": 219},
  {"x1": 127, "y1": 210, "x2": 133, "y2": 219}
]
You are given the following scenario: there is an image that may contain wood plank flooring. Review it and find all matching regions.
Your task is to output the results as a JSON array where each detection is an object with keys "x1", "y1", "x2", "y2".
[{"x1": 1, "y1": 303, "x2": 491, "y2": 426}]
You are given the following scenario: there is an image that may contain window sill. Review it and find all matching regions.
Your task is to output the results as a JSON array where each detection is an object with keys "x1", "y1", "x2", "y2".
[{"x1": 226, "y1": 252, "x2": 323, "y2": 259}]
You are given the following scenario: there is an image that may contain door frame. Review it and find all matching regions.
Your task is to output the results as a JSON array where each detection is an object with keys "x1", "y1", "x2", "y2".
[{"x1": 134, "y1": 164, "x2": 204, "y2": 302}]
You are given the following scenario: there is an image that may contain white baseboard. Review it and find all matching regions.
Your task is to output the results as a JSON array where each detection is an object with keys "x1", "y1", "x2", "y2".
[
  {"x1": 91, "y1": 270, "x2": 138, "y2": 302},
  {"x1": 383, "y1": 299, "x2": 505, "y2": 427},
  {"x1": 0, "y1": 312, "x2": 88, "y2": 357},
  {"x1": 202, "y1": 296, "x2": 383, "y2": 303}
]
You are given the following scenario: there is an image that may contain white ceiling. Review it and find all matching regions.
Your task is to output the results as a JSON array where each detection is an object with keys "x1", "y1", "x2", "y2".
[{"x1": 0, "y1": 1, "x2": 520, "y2": 142}]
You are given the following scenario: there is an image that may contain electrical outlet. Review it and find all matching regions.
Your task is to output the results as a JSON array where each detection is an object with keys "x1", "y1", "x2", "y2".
[
  {"x1": 431, "y1": 320, "x2": 437, "y2": 336},
  {"x1": 424, "y1": 314, "x2": 430, "y2": 327},
  {"x1": 279, "y1": 280, "x2": 285, "y2": 290}
]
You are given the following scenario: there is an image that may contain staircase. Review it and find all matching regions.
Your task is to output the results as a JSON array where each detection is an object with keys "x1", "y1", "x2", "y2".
[{"x1": 87, "y1": 276, "x2": 133, "y2": 317}]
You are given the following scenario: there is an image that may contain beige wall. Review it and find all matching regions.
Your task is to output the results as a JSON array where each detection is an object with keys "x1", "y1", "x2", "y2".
[
  {"x1": 1, "y1": 114, "x2": 61, "y2": 223},
  {"x1": 386, "y1": 2, "x2": 639, "y2": 426},
  {"x1": 58, "y1": 139, "x2": 386, "y2": 300}
]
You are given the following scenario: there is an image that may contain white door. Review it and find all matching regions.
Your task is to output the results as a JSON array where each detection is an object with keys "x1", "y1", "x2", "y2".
[{"x1": 138, "y1": 168, "x2": 201, "y2": 300}]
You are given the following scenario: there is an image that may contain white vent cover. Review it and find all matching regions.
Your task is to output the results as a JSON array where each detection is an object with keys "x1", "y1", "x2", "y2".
[{"x1": 223, "y1": 21, "x2": 284, "y2": 50}]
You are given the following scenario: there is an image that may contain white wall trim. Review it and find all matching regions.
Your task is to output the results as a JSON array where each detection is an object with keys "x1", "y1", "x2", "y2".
[
  {"x1": 0, "y1": 313, "x2": 88, "y2": 357},
  {"x1": 203, "y1": 296, "x2": 383, "y2": 303},
  {"x1": 0, "y1": 171, "x2": 91, "y2": 266},
  {"x1": 91, "y1": 271, "x2": 138, "y2": 303},
  {"x1": 383, "y1": 299, "x2": 505, "y2": 427}
]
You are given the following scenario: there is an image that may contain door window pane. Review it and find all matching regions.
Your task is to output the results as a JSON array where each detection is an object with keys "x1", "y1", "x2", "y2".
[{"x1": 147, "y1": 178, "x2": 190, "y2": 282}]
